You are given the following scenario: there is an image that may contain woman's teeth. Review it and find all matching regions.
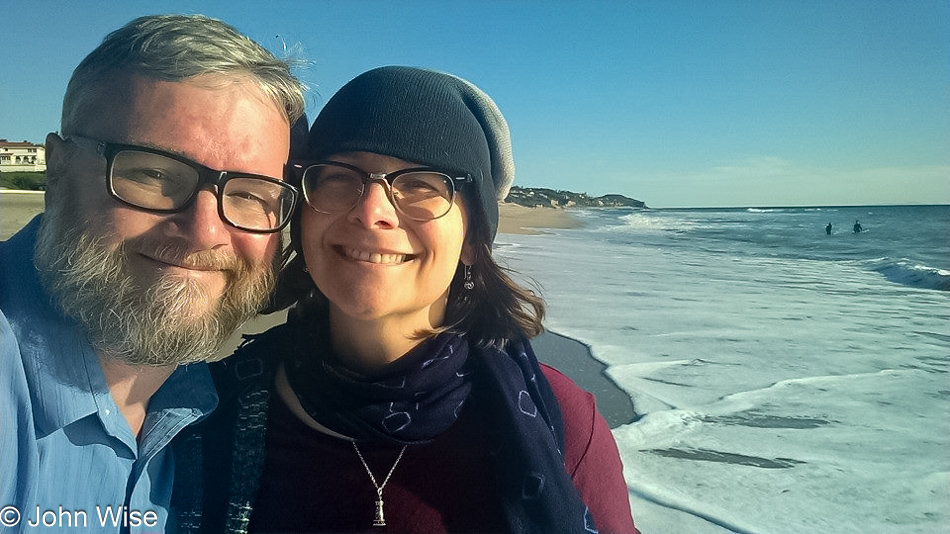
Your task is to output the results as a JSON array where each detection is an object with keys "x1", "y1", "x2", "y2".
[{"x1": 345, "y1": 247, "x2": 408, "y2": 264}]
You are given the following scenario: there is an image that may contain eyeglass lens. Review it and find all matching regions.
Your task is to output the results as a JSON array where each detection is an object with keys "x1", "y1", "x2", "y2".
[
  {"x1": 301, "y1": 164, "x2": 454, "y2": 221},
  {"x1": 109, "y1": 149, "x2": 295, "y2": 231}
]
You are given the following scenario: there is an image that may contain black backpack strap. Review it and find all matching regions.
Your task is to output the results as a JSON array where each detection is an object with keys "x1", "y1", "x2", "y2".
[{"x1": 172, "y1": 325, "x2": 287, "y2": 533}]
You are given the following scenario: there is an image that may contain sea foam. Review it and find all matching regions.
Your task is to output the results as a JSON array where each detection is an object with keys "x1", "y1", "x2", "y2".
[{"x1": 496, "y1": 205, "x2": 950, "y2": 533}]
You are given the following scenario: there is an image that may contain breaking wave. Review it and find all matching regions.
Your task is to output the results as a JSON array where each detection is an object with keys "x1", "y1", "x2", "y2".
[{"x1": 867, "y1": 258, "x2": 950, "y2": 291}]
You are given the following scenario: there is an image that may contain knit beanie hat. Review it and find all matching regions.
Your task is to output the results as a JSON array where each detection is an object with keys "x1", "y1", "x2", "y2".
[{"x1": 306, "y1": 66, "x2": 514, "y2": 242}]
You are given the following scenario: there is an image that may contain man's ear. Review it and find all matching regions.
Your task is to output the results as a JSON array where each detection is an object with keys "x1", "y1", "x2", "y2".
[
  {"x1": 43, "y1": 133, "x2": 70, "y2": 209},
  {"x1": 44, "y1": 133, "x2": 68, "y2": 185}
]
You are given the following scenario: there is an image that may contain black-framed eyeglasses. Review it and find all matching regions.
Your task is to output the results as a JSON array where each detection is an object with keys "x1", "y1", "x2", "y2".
[
  {"x1": 68, "y1": 135, "x2": 298, "y2": 233},
  {"x1": 291, "y1": 160, "x2": 472, "y2": 222}
]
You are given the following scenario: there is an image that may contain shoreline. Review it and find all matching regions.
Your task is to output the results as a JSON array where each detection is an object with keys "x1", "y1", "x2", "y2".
[
  {"x1": 531, "y1": 330, "x2": 638, "y2": 427},
  {"x1": 1, "y1": 190, "x2": 635, "y2": 427}
]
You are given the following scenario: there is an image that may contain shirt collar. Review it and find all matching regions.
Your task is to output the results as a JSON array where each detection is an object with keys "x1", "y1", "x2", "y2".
[{"x1": 150, "y1": 363, "x2": 218, "y2": 418}]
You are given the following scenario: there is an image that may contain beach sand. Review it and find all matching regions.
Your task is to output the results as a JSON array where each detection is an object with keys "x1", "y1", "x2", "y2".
[
  {"x1": 1, "y1": 190, "x2": 635, "y2": 427},
  {"x1": 497, "y1": 202, "x2": 583, "y2": 234},
  {"x1": 1, "y1": 190, "x2": 45, "y2": 240}
]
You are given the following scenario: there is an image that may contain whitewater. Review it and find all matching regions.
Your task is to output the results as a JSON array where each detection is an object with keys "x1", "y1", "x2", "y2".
[{"x1": 494, "y1": 205, "x2": 950, "y2": 533}]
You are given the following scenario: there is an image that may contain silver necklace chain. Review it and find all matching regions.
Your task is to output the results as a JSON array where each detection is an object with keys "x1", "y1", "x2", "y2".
[{"x1": 352, "y1": 441, "x2": 408, "y2": 527}]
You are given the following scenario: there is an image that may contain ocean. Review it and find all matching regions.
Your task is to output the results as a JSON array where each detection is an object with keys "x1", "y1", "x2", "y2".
[{"x1": 494, "y1": 205, "x2": 950, "y2": 534}]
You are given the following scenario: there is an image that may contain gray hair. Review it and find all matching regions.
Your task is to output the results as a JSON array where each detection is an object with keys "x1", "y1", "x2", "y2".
[{"x1": 61, "y1": 14, "x2": 305, "y2": 133}]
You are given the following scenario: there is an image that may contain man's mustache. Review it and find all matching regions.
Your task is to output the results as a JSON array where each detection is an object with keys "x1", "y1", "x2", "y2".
[{"x1": 132, "y1": 239, "x2": 244, "y2": 272}]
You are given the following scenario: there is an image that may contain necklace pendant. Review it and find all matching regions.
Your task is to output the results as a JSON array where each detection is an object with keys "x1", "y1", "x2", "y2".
[
  {"x1": 373, "y1": 498, "x2": 386, "y2": 527},
  {"x1": 352, "y1": 441, "x2": 406, "y2": 528}
]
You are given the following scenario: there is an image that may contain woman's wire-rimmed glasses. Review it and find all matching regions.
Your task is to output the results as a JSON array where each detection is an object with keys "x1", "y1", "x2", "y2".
[
  {"x1": 67, "y1": 135, "x2": 298, "y2": 233},
  {"x1": 292, "y1": 160, "x2": 471, "y2": 222}
]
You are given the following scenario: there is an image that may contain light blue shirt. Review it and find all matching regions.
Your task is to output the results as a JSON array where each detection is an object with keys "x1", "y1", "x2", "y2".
[{"x1": 0, "y1": 216, "x2": 218, "y2": 533}]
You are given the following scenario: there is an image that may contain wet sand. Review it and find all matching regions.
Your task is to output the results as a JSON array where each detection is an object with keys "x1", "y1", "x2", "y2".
[{"x1": 1, "y1": 190, "x2": 636, "y2": 427}]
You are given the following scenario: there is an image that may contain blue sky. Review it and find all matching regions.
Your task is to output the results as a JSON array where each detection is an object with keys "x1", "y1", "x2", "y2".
[{"x1": 1, "y1": 1, "x2": 946, "y2": 208}]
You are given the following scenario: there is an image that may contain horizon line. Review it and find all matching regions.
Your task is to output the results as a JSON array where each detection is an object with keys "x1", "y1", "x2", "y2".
[{"x1": 645, "y1": 203, "x2": 950, "y2": 210}]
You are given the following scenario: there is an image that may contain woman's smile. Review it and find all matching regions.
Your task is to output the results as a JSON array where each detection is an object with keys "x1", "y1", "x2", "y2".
[{"x1": 339, "y1": 245, "x2": 414, "y2": 265}]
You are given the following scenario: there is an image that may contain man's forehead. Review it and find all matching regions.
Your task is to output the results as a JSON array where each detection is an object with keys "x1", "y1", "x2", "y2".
[
  {"x1": 78, "y1": 72, "x2": 281, "y2": 132},
  {"x1": 76, "y1": 72, "x2": 289, "y2": 168}
]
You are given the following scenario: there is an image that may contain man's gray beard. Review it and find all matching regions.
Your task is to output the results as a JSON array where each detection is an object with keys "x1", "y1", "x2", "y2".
[{"x1": 33, "y1": 204, "x2": 277, "y2": 367}]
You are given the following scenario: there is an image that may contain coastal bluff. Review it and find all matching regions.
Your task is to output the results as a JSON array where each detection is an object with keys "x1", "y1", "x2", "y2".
[{"x1": 505, "y1": 186, "x2": 646, "y2": 209}]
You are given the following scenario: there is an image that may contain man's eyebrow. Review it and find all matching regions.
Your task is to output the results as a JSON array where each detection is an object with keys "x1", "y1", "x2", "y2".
[
  {"x1": 132, "y1": 141, "x2": 196, "y2": 162},
  {"x1": 119, "y1": 140, "x2": 217, "y2": 171}
]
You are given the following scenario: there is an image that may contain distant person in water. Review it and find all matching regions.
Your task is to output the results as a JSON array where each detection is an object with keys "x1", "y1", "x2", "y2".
[
  {"x1": 853, "y1": 220, "x2": 863, "y2": 233},
  {"x1": 826, "y1": 222, "x2": 833, "y2": 235}
]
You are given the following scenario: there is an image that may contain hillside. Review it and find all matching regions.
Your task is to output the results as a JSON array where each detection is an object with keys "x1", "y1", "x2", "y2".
[{"x1": 504, "y1": 186, "x2": 646, "y2": 209}]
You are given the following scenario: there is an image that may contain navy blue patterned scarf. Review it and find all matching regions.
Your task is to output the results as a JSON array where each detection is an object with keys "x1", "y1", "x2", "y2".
[
  {"x1": 286, "y1": 321, "x2": 473, "y2": 443},
  {"x1": 286, "y1": 316, "x2": 597, "y2": 533}
]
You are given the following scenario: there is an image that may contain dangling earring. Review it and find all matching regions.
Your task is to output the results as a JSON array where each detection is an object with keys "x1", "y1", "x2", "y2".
[{"x1": 463, "y1": 264, "x2": 474, "y2": 290}]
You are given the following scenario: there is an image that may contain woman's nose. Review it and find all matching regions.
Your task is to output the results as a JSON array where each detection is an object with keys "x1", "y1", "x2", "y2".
[{"x1": 348, "y1": 180, "x2": 400, "y2": 229}]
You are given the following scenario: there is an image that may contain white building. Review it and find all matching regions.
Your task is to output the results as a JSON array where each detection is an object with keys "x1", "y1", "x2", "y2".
[{"x1": 0, "y1": 139, "x2": 46, "y2": 172}]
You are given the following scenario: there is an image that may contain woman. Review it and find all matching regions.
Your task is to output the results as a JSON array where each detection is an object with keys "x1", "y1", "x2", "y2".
[{"x1": 173, "y1": 66, "x2": 637, "y2": 533}]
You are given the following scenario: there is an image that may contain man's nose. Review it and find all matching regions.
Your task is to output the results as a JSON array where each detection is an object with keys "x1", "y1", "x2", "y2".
[{"x1": 169, "y1": 188, "x2": 231, "y2": 249}]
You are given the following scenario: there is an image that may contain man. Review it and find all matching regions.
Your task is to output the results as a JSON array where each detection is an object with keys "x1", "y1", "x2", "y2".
[{"x1": 0, "y1": 15, "x2": 304, "y2": 532}]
